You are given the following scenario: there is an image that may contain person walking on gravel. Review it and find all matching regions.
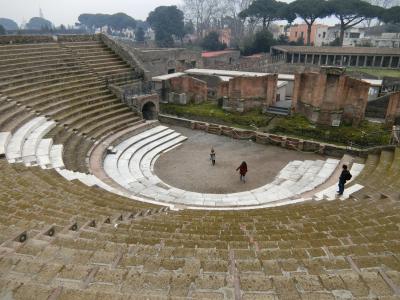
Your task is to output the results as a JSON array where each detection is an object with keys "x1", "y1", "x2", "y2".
[
  {"x1": 210, "y1": 148, "x2": 216, "y2": 166},
  {"x1": 236, "y1": 161, "x2": 248, "y2": 183}
]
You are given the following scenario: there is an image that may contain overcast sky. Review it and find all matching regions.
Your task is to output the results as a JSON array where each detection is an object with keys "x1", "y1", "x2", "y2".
[
  {"x1": 0, "y1": 0, "x2": 340, "y2": 27},
  {"x1": 0, "y1": 0, "x2": 184, "y2": 26}
]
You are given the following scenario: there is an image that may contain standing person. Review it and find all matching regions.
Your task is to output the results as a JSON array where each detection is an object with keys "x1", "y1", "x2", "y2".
[
  {"x1": 236, "y1": 161, "x2": 248, "y2": 183},
  {"x1": 210, "y1": 148, "x2": 216, "y2": 166},
  {"x1": 337, "y1": 164, "x2": 352, "y2": 195}
]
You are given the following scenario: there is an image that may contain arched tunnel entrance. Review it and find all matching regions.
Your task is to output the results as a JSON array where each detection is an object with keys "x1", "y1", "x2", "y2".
[{"x1": 142, "y1": 101, "x2": 157, "y2": 120}]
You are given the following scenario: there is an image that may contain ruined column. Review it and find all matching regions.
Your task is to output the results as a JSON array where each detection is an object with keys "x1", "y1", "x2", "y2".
[
  {"x1": 291, "y1": 53, "x2": 294, "y2": 64},
  {"x1": 386, "y1": 91, "x2": 400, "y2": 126},
  {"x1": 356, "y1": 56, "x2": 360, "y2": 67},
  {"x1": 372, "y1": 56, "x2": 376, "y2": 67},
  {"x1": 318, "y1": 55, "x2": 322, "y2": 65},
  {"x1": 389, "y1": 56, "x2": 393, "y2": 68},
  {"x1": 364, "y1": 56, "x2": 367, "y2": 67}
]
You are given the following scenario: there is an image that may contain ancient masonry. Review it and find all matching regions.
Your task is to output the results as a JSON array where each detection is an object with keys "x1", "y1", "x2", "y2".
[{"x1": 292, "y1": 67, "x2": 371, "y2": 126}]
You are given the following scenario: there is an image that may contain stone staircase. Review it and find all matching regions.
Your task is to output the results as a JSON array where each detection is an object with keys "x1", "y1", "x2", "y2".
[
  {"x1": 0, "y1": 39, "x2": 145, "y2": 173},
  {"x1": 266, "y1": 105, "x2": 290, "y2": 116}
]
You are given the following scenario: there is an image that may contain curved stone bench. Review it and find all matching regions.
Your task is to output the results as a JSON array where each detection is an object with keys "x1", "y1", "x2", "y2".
[
  {"x1": 103, "y1": 125, "x2": 362, "y2": 209},
  {"x1": 6, "y1": 117, "x2": 47, "y2": 163}
]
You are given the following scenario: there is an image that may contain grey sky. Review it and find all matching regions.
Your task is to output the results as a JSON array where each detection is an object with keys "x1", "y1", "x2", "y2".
[
  {"x1": 0, "y1": 0, "x2": 340, "y2": 27},
  {"x1": 0, "y1": 0, "x2": 183, "y2": 26}
]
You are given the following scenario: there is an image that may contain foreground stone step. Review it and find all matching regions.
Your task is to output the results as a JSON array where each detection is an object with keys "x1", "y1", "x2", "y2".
[{"x1": 314, "y1": 163, "x2": 365, "y2": 201}]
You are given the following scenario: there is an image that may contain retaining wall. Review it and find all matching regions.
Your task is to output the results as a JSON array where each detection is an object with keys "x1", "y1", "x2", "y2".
[{"x1": 159, "y1": 114, "x2": 395, "y2": 158}]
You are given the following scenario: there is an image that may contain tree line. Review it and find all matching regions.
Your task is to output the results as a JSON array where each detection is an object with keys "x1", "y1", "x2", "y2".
[
  {"x1": 1, "y1": 0, "x2": 399, "y2": 52},
  {"x1": 184, "y1": 0, "x2": 400, "y2": 46}
]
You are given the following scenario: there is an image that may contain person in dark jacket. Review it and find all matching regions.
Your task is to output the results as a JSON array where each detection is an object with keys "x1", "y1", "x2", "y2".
[
  {"x1": 337, "y1": 164, "x2": 352, "y2": 195},
  {"x1": 236, "y1": 161, "x2": 248, "y2": 183}
]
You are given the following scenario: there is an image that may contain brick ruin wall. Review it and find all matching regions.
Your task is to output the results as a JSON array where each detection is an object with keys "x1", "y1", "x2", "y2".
[
  {"x1": 222, "y1": 75, "x2": 278, "y2": 113},
  {"x1": 386, "y1": 91, "x2": 400, "y2": 126},
  {"x1": 189, "y1": 74, "x2": 223, "y2": 100},
  {"x1": 292, "y1": 71, "x2": 370, "y2": 126},
  {"x1": 168, "y1": 76, "x2": 207, "y2": 104},
  {"x1": 341, "y1": 77, "x2": 370, "y2": 125}
]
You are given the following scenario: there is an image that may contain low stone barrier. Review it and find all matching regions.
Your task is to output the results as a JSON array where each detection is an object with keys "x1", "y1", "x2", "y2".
[
  {"x1": 0, "y1": 34, "x2": 99, "y2": 44},
  {"x1": 159, "y1": 114, "x2": 396, "y2": 158}
]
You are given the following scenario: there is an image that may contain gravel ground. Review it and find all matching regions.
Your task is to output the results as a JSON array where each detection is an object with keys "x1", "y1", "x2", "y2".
[{"x1": 154, "y1": 125, "x2": 325, "y2": 194}]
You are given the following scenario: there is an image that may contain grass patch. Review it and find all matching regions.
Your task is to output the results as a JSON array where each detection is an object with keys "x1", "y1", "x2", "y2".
[
  {"x1": 160, "y1": 101, "x2": 273, "y2": 129},
  {"x1": 271, "y1": 114, "x2": 391, "y2": 147},
  {"x1": 346, "y1": 67, "x2": 400, "y2": 78}
]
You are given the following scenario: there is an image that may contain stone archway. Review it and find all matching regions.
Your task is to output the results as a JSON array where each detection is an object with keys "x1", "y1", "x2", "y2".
[{"x1": 142, "y1": 101, "x2": 157, "y2": 120}]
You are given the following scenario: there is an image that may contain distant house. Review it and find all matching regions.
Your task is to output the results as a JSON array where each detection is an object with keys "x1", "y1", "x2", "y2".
[
  {"x1": 325, "y1": 25, "x2": 366, "y2": 47},
  {"x1": 288, "y1": 24, "x2": 328, "y2": 45},
  {"x1": 361, "y1": 32, "x2": 400, "y2": 48}
]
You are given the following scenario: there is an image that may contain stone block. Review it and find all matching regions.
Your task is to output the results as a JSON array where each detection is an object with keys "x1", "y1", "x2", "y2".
[
  {"x1": 240, "y1": 274, "x2": 274, "y2": 291},
  {"x1": 340, "y1": 272, "x2": 369, "y2": 297},
  {"x1": 195, "y1": 274, "x2": 226, "y2": 289}
]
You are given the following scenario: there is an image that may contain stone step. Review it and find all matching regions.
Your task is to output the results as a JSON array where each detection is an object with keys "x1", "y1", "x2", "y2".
[
  {"x1": 140, "y1": 136, "x2": 188, "y2": 181},
  {"x1": 36, "y1": 139, "x2": 53, "y2": 168},
  {"x1": 127, "y1": 132, "x2": 182, "y2": 183},
  {"x1": 313, "y1": 163, "x2": 365, "y2": 201},
  {"x1": 0, "y1": 132, "x2": 11, "y2": 157},
  {"x1": 6, "y1": 117, "x2": 47, "y2": 162},
  {"x1": 22, "y1": 120, "x2": 56, "y2": 166},
  {"x1": 117, "y1": 129, "x2": 174, "y2": 182},
  {"x1": 266, "y1": 106, "x2": 290, "y2": 116},
  {"x1": 49, "y1": 144, "x2": 64, "y2": 169}
]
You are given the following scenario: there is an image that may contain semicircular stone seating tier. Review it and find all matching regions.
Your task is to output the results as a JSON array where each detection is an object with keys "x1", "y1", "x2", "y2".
[
  {"x1": 0, "y1": 116, "x2": 365, "y2": 210},
  {"x1": 103, "y1": 125, "x2": 365, "y2": 209}
]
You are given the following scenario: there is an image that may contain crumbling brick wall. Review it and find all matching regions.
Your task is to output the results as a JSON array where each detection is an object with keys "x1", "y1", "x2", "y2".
[
  {"x1": 341, "y1": 77, "x2": 370, "y2": 125},
  {"x1": 221, "y1": 74, "x2": 278, "y2": 112},
  {"x1": 386, "y1": 91, "x2": 400, "y2": 126},
  {"x1": 168, "y1": 76, "x2": 207, "y2": 104},
  {"x1": 292, "y1": 68, "x2": 370, "y2": 126},
  {"x1": 217, "y1": 81, "x2": 229, "y2": 99}
]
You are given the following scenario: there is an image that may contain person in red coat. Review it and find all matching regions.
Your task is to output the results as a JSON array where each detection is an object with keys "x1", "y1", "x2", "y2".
[{"x1": 236, "y1": 161, "x2": 248, "y2": 183}]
